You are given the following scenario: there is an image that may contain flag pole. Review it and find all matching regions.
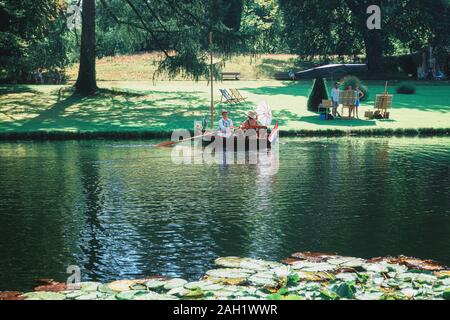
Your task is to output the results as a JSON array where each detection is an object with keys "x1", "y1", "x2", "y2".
[{"x1": 210, "y1": 32, "x2": 214, "y2": 129}]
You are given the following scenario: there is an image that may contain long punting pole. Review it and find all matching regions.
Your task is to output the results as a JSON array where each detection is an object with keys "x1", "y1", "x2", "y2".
[{"x1": 210, "y1": 32, "x2": 214, "y2": 129}]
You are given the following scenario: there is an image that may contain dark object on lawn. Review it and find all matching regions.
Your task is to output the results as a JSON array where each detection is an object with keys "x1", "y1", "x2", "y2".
[
  {"x1": 295, "y1": 64, "x2": 368, "y2": 80},
  {"x1": 307, "y1": 77, "x2": 328, "y2": 112},
  {"x1": 396, "y1": 83, "x2": 416, "y2": 94}
]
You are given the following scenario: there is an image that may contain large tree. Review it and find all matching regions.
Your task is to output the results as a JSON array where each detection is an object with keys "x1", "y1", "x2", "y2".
[
  {"x1": 75, "y1": 0, "x2": 97, "y2": 95},
  {"x1": 280, "y1": 0, "x2": 450, "y2": 73}
]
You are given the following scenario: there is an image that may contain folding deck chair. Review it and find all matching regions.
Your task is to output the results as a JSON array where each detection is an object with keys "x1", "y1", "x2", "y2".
[
  {"x1": 230, "y1": 88, "x2": 247, "y2": 102},
  {"x1": 219, "y1": 89, "x2": 239, "y2": 104}
]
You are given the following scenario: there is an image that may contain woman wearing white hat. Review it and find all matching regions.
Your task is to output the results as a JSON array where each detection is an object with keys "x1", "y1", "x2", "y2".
[{"x1": 239, "y1": 110, "x2": 266, "y2": 130}]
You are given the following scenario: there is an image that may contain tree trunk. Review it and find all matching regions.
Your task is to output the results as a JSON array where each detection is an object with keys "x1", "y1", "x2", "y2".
[
  {"x1": 362, "y1": 29, "x2": 383, "y2": 73},
  {"x1": 345, "y1": 0, "x2": 384, "y2": 74},
  {"x1": 75, "y1": 0, "x2": 97, "y2": 95}
]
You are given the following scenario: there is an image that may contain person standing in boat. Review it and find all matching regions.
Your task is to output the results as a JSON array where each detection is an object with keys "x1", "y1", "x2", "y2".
[{"x1": 218, "y1": 110, "x2": 234, "y2": 138}]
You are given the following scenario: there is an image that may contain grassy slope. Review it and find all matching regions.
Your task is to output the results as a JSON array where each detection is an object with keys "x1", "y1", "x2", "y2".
[
  {"x1": 66, "y1": 53, "x2": 300, "y2": 81},
  {"x1": 1, "y1": 79, "x2": 449, "y2": 135}
]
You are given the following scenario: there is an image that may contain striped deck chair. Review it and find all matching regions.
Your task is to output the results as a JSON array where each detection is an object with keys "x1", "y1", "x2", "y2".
[
  {"x1": 230, "y1": 88, "x2": 247, "y2": 102},
  {"x1": 219, "y1": 89, "x2": 239, "y2": 104}
]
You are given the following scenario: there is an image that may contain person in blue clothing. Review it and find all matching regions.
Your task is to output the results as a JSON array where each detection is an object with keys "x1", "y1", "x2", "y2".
[
  {"x1": 218, "y1": 110, "x2": 234, "y2": 137},
  {"x1": 354, "y1": 86, "x2": 365, "y2": 119}
]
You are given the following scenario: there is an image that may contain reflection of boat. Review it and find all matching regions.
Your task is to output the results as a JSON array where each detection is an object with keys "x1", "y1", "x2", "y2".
[{"x1": 202, "y1": 134, "x2": 272, "y2": 151}]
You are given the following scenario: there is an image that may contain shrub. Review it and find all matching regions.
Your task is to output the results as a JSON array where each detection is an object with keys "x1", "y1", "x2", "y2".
[
  {"x1": 340, "y1": 75, "x2": 369, "y2": 101},
  {"x1": 307, "y1": 77, "x2": 328, "y2": 112},
  {"x1": 396, "y1": 83, "x2": 416, "y2": 94}
]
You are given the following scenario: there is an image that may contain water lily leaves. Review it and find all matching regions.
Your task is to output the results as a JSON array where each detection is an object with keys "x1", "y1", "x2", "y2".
[
  {"x1": 248, "y1": 272, "x2": 279, "y2": 288},
  {"x1": 0, "y1": 292, "x2": 24, "y2": 300},
  {"x1": 332, "y1": 282, "x2": 356, "y2": 299},
  {"x1": 184, "y1": 281, "x2": 223, "y2": 291},
  {"x1": 75, "y1": 292, "x2": 104, "y2": 300},
  {"x1": 22, "y1": 291, "x2": 66, "y2": 300},
  {"x1": 164, "y1": 278, "x2": 188, "y2": 290},
  {"x1": 319, "y1": 289, "x2": 339, "y2": 300},
  {"x1": 291, "y1": 252, "x2": 338, "y2": 262},
  {"x1": 214, "y1": 257, "x2": 282, "y2": 271},
  {"x1": 80, "y1": 282, "x2": 101, "y2": 292},
  {"x1": 116, "y1": 290, "x2": 144, "y2": 300},
  {"x1": 34, "y1": 282, "x2": 67, "y2": 292},
  {"x1": 355, "y1": 292, "x2": 384, "y2": 300},
  {"x1": 214, "y1": 257, "x2": 243, "y2": 268},
  {"x1": 302, "y1": 264, "x2": 337, "y2": 273},
  {"x1": 134, "y1": 292, "x2": 179, "y2": 300},
  {"x1": 379, "y1": 256, "x2": 446, "y2": 271},
  {"x1": 205, "y1": 268, "x2": 254, "y2": 285},
  {"x1": 64, "y1": 291, "x2": 85, "y2": 299},
  {"x1": 144, "y1": 279, "x2": 167, "y2": 290},
  {"x1": 362, "y1": 263, "x2": 389, "y2": 273},
  {"x1": 443, "y1": 289, "x2": 450, "y2": 300},
  {"x1": 435, "y1": 270, "x2": 450, "y2": 278},
  {"x1": 107, "y1": 280, "x2": 137, "y2": 292},
  {"x1": 167, "y1": 287, "x2": 190, "y2": 297},
  {"x1": 328, "y1": 257, "x2": 365, "y2": 268},
  {"x1": 183, "y1": 289, "x2": 204, "y2": 299},
  {"x1": 294, "y1": 271, "x2": 334, "y2": 282}
]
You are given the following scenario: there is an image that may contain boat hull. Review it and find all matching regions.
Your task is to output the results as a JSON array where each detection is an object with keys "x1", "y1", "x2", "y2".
[{"x1": 202, "y1": 135, "x2": 272, "y2": 152}]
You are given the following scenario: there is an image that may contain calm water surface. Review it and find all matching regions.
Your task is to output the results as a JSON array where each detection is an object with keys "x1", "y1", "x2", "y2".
[{"x1": 0, "y1": 137, "x2": 449, "y2": 291}]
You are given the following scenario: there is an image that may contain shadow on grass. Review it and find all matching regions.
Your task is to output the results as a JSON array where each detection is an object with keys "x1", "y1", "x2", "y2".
[
  {"x1": 241, "y1": 81, "x2": 313, "y2": 97},
  {"x1": 2, "y1": 87, "x2": 258, "y2": 133},
  {"x1": 0, "y1": 85, "x2": 41, "y2": 95},
  {"x1": 300, "y1": 116, "x2": 378, "y2": 127}
]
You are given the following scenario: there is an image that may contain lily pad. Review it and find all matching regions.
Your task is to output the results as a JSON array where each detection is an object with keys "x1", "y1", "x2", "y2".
[
  {"x1": 107, "y1": 280, "x2": 137, "y2": 292},
  {"x1": 116, "y1": 290, "x2": 147, "y2": 300},
  {"x1": 144, "y1": 279, "x2": 167, "y2": 290},
  {"x1": 248, "y1": 272, "x2": 279, "y2": 288},
  {"x1": 164, "y1": 278, "x2": 188, "y2": 290},
  {"x1": 79, "y1": 282, "x2": 101, "y2": 292},
  {"x1": 443, "y1": 289, "x2": 450, "y2": 300},
  {"x1": 215, "y1": 257, "x2": 282, "y2": 271},
  {"x1": 184, "y1": 281, "x2": 223, "y2": 291},
  {"x1": 22, "y1": 292, "x2": 66, "y2": 300},
  {"x1": 134, "y1": 292, "x2": 179, "y2": 300},
  {"x1": 205, "y1": 268, "x2": 254, "y2": 279},
  {"x1": 332, "y1": 282, "x2": 356, "y2": 299},
  {"x1": 76, "y1": 292, "x2": 103, "y2": 300}
]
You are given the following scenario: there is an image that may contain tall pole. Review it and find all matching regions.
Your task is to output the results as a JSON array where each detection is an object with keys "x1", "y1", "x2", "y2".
[{"x1": 210, "y1": 32, "x2": 214, "y2": 129}]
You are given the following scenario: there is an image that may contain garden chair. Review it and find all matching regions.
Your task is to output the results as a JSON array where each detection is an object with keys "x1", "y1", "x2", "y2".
[
  {"x1": 230, "y1": 88, "x2": 247, "y2": 102},
  {"x1": 219, "y1": 89, "x2": 239, "y2": 104}
]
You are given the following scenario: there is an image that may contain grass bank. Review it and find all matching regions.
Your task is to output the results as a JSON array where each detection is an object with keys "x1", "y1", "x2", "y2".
[{"x1": 0, "y1": 80, "x2": 449, "y2": 140}]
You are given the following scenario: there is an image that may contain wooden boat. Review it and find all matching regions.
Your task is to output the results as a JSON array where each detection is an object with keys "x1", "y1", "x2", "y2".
[{"x1": 202, "y1": 134, "x2": 272, "y2": 152}]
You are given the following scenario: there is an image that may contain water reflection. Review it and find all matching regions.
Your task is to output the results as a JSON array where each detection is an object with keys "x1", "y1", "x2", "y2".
[{"x1": 0, "y1": 137, "x2": 449, "y2": 291}]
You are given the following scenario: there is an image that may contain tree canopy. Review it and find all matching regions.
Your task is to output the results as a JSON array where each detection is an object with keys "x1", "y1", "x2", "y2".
[
  {"x1": 279, "y1": 0, "x2": 450, "y2": 72},
  {"x1": 1, "y1": 0, "x2": 449, "y2": 87}
]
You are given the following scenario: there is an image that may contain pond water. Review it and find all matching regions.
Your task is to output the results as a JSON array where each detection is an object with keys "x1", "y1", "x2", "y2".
[{"x1": 0, "y1": 137, "x2": 449, "y2": 291}]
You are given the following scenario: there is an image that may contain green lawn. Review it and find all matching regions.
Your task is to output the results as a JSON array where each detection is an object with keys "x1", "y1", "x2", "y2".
[{"x1": 1, "y1": 80, "x2": 449, "y2": 136}]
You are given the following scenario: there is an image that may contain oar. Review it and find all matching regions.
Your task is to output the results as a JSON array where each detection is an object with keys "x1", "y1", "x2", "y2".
[{"x1": 155, "y1": 132, "x2": 214, "y2": 148}]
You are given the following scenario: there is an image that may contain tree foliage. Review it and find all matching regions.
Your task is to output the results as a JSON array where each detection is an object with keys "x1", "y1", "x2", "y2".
[
  {"x1": 0, "y1": 0, "x2": 68, "y2": 82},
  {"x1": 279, "y1": 0, "x2": 450, "y2": 72}
]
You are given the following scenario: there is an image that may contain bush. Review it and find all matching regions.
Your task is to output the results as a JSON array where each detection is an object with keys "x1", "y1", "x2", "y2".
[
  {"x1": 340, "y1": 76, "x2": 369, "y2": 101},
  {"x1": 307, "y1": 77, "x2": 328, "y2": 112},
  {"x1": 396, "y1": 83, "x2": 416, "y2": 94}
]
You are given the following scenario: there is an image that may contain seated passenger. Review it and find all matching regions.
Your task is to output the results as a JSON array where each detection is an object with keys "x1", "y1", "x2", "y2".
[
  {"x1": 240, "y1": 111, "x2": 266, "y2": 130},
  {"x1": 218, "y1": 110, "x2": 234, "y2": 137}
]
